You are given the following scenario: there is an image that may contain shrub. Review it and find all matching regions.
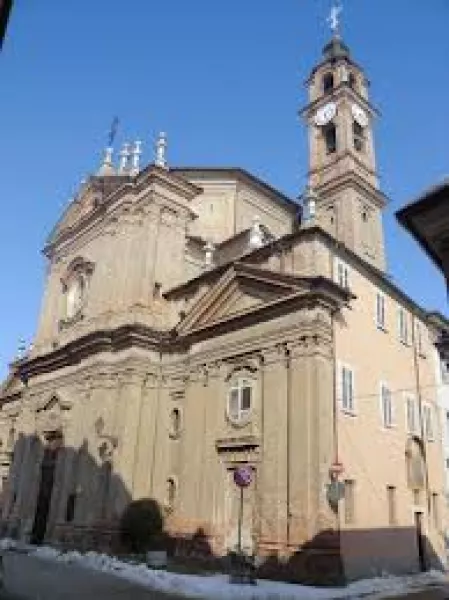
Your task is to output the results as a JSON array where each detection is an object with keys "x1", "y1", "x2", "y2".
[{"x1": 119, "y1": 498, "x2": 164, "y2": 554}]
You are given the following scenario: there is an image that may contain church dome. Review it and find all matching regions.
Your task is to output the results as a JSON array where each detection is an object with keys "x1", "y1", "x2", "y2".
[{"x1": 322, "y1": 37, "x2": 350, "y2": 61}]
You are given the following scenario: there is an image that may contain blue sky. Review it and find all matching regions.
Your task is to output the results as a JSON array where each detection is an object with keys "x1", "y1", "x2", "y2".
[{"x1": 0, "y1": 1, "x2": 448, "y2": 377}]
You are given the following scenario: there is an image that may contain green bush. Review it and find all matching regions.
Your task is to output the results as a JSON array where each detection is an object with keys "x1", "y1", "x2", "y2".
[{"x1": 119, "y1": 498, "x2": 165, "y2": 553}]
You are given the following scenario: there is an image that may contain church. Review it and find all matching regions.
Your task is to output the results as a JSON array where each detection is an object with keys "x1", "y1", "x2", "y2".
[{"x1": 0, "y1": 13, "x2": 446, "y2": 583}]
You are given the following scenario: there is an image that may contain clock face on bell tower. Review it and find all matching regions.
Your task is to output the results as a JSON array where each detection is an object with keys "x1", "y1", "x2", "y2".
[{"x1": 299, "y1": 21, "x2": 388, "y2": 272}]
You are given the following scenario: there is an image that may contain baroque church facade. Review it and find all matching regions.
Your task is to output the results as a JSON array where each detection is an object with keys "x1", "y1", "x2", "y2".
[{"x1": 0, "y1": 29, "x2": 447, "y2": 581}]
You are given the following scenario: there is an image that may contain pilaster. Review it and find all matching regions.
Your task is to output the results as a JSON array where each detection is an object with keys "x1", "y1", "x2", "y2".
[{"x1": 258, "y1": 344, "x2": 289, "y2": 555}]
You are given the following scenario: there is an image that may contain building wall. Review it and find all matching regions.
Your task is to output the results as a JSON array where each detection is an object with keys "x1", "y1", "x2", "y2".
[
  {"x1": 434, "y1": 349, "x2": 449, "y2": 554},
  {"x1": 182, "y1": 171, "x2": 294, "y2": 244},
  {"x1": 1, "y1": 308, "x2": 337, "y2": 571},
  {"x1": 235, "y1": 182, "x2": 294, "y2": 239},
  {"x1": 34, "y1": 183, "x2": 195, "y2": 356},
  {"x1": 186, "y1": 177, "x2": 237, "y2": 244},
  {"x1": 257, "y1": 231, "x2": 447, "y2": 575}
]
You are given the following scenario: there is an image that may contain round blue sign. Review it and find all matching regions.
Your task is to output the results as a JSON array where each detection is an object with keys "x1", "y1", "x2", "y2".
[{"x1": 233, "y1": 466, "x2": 253, "y2": 488}]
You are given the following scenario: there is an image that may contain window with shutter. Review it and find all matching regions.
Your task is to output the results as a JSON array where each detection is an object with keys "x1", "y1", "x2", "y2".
[{"x1": 381, "y1": 383, "x2": 393, "y2": 428}]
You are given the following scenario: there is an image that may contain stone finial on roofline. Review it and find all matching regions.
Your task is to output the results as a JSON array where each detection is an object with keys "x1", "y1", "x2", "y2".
[
  {"x1": 16, "y1": 338, "x2": 26, "y2": 359},
  {"x1": 118, "y1": 142, "x2": 131, "y2": 174},
  {"x1": 302, "y1": 185, "x2": 318, "y2": 225},
  {"x1": 155, "y1": 132, "x2": 168, "y2": 169},
  {"x1": 130, "y1": 140, "x2": 142, "y2": 176},
  {"x1": 249, "y1": 216, "x2": 264, "y2": 249}
]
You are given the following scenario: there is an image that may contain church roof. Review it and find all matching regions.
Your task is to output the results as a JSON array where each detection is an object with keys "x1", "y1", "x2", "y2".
[{"x1": 173, "y1": 167, "x2": 298, "y2": 213}]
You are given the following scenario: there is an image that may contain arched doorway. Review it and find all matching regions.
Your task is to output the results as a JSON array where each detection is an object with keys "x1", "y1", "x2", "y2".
[{"x1": 30, "y1": 430, "x2": 63, "y2": 545}]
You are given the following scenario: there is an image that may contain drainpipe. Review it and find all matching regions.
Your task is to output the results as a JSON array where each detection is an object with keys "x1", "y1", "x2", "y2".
[
  {"x1": 330, "y1": 308, "x2": 342, "y2": 548},
  {"x1": 411, "y1": 314, "x2": 431, "y2": 516},
  {"x1": 286, "y1": 345, "x2": 291, "y2": 548}
]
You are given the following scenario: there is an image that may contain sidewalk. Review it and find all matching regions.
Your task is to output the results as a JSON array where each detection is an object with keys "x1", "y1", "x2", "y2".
[
  {"x1": 385, "y1": 587, "x2": 449, "y2": 599},
  {"x1": 2, "y1": 547, "x2": 448, "y2": 600},
  {"x1": 2, "y1": 552, "x2": 187, "y2": 600}
]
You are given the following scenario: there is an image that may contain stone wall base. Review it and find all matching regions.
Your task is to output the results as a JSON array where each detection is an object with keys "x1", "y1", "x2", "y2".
[{"x1": 1, "y1": 518, "x2": 345, "y2": 586}]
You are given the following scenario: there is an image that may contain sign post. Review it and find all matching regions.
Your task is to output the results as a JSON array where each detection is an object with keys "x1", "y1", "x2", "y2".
[{"x1": 230, "y1": 465, "x2": 256, "y2": 585}]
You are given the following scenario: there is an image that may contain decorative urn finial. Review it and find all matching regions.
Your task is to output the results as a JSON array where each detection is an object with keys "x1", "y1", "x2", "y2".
[{"x1": 155, "y1": 132, "x2": 168, "y2": 169}]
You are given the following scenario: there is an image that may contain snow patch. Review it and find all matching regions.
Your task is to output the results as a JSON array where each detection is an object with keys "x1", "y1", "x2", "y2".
[{"x1": 0, "y1": 538, "x2": 447, "y2": 599}]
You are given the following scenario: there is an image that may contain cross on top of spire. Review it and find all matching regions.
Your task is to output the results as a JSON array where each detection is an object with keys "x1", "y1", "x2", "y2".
[{"x1": 327, "y1": 3, "x2": 342, "y2": 38}]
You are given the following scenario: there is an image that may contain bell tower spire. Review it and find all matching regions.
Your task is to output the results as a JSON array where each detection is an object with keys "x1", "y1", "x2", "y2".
[{"x1": 300, "y1": 6, "x2": 387, "y2": 271}]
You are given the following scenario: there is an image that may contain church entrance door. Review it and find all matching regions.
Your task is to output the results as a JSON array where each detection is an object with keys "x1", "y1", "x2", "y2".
[{"x1": 31, "y1": 432, "x2": 63, "y2": 545}]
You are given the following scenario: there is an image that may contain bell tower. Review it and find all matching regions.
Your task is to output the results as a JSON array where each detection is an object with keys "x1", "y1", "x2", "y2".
[{"x1": 300, "y1": 7, "x2": 387, "y2": 271}]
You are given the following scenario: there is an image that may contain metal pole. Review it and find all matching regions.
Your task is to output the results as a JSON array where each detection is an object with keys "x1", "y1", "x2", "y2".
[{"x1": 237, "y1": 485, "x2": 243, "y2": 556}]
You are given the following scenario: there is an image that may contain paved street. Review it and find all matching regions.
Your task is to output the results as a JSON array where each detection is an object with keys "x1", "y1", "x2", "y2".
[{"x1": 384, "y1": 588, "x2": 449, "y2": 600}]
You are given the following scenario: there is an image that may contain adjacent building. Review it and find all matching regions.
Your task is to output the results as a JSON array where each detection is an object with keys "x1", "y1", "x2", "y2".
[{"x1": 0, "y1": 24, "x2": 447, "y2": 582}]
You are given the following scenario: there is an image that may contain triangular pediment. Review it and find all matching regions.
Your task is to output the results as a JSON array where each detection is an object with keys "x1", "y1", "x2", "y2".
[{"x1": 176, "y1": 263, "x2": 309, "y2": 336}]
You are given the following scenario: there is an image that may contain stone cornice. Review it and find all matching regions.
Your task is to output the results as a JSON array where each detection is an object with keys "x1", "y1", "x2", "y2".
[
  {"x1": 311, "y1": 165, "x2": 387, "y2": 208},
  {"x1": 163, "y1": 316, "x2": 332, "y2": 375},
  {"x1": 15, "y1": 325, "x2": 167, "y2": 383},
  {"x1": 45, "y1": 167, "x2": 199, "y2": 259}
]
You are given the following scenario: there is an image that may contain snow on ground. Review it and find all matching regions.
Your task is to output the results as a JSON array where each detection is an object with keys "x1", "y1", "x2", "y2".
[{"x1": 0, "y1": 538, "x2": 447, "y2": 599}]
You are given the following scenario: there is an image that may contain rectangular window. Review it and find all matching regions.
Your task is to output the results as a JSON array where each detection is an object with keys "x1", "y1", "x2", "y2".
[
  {"x1": 335, "y1": 258, "x2": 350, "y2": 290},
  {"x1": 406, "y1": 395, "x2": 417, "y2": 434},
  {"x1": 376, "y1": 293, "x2": 386, "y2": 330},
  {"x1": 398, "y1": 308, "x2": 409, "y2": 345},
  {"x1": 381, "y1": 383, "x2": 393, "y2": 428},
  {"x1": 340, "y1": 365, "x2": 355, "y2": 413},
  {"x1": 415, "y1": 323, "x2": 424, "y2": 355},
  {"x1": 344, "y1": 480, "x2": 355, "y2": 524},
  {"x1": 229, "y1": 388, "x2": 239, "y2": 421},
  {"x1": 423, "y1": 404, "x2": 434, "y2": 441},
  {"x1": 387, "y1": 486, "x2": 397, "y2": 525},
  {"x1": 324, "y1": 123, "x2": 337, "y2": 154},
  {"x1": 432, "y1": 493, "x2": 439, "y2": 529},
  {"x1": 241, "y1": 384, "x2": 251, "y2": 411},
  {"x1": 353, "y1": 120, "x2": 365, "y2": 152}
]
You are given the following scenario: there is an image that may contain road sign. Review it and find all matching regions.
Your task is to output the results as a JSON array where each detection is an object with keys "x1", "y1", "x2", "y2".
[{"x1": 233, "y1": 465, "x2": 253, "y2": 488}]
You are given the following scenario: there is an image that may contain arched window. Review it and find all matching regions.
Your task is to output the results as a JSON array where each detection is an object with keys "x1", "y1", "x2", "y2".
[
  {"x1": 323, "y1": 123, "x2": 337, "y2": 154},
  {"x1": 353, "y1": 120, "x2": 364, "y2": 152},
  {"x1": 169, "y1": 408, "x2": 182, "y2": 439},
  {"x1": 166, "y1": 477, "x2": 176, "y2": 510},
  {"x1": 61, "y1": 257, "x2": 94, "y2": 323},
  {"x1": 227, "y1": 378, "x2": 253, "y2": 425},
  {"x1": 323, "y1": 72, "x2": 334, "y2": 94}
]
